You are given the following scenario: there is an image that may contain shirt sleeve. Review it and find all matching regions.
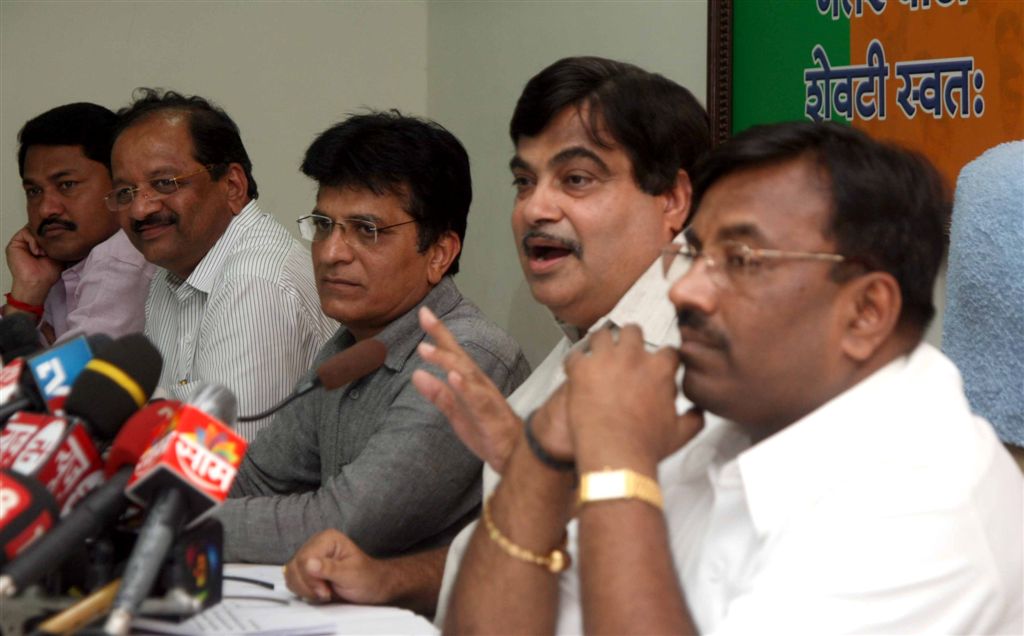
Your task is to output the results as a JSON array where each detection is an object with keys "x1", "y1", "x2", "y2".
[
  {"x1": 55, "y1": 246, "x2": 154, "y2": 344},
  {"x1": 193, "y1": 277, "x2": 325, "y2": 441},
  {"x1": 216, "y1": 340, "x2": 527, "y2": 565}
]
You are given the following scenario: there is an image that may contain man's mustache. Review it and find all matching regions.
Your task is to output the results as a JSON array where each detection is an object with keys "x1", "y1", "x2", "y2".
[
  {"x1": 677, "y1": 309, "x2": 730, "y2": 351},
  {"x1": 131, "y1": 212, "x2": 177, "y2": 234},
  {"x1": 37, "y1": 218, "x2": 76, "y2": 236},
  {"x1": 520, "y1": 229, "x2": 582, "y2": 258}
]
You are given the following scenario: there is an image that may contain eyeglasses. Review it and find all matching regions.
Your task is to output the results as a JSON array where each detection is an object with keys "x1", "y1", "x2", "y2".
[
  {"x1": 105, "y1": 165, "x2": 215, "y2": 212},
  {"x1": 296, "y1": 214, "x2": 417, "y2": 248},
  {"x1": 660, "y1": 240, "x2": 848, "y2": 290}
]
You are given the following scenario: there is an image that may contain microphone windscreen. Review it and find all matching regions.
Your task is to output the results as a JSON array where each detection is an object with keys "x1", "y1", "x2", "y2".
[
  {"x1": 0, "y1": 468, "x2": 59, "y2": 564},
  {"x1": 317, "y1": 338, "x2": 387, "y2": 390},
  {"x1": 105, "y1": 400, "x2": 182, "y2": 474},
  {"x1": 0, "y1": 314, "x2": 41, "y2": 362},
  {"x1": 186, "y1": 384, "x2": 237, "y2": 426},
  {"x1": 85, "y1": 333, "x2": 113, "y2": 354},
  {"x1": 63, "y1": 334, "x2": 162, "y2": 440}
]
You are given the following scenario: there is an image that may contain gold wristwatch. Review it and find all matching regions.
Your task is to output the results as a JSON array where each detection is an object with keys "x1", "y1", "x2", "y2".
[{"x1": 577, "y1": 468, "x2": 663, "y2": 510}]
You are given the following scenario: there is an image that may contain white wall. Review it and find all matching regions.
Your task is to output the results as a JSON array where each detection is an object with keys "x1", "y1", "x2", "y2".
[
  {"x1": 427, "y1": 0, "x2": 708, "y2": 364},
  {"x1": 1, "y1": 0, "x2": 428, "y2": 294}
]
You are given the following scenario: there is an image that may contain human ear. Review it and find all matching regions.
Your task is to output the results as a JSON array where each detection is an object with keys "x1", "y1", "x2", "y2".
[
  {"x1": 839, "y1": 271, "x2": 902, "y2": 361},
  {"x1": 660, "y1": 169, "x2": 693, "y2": 238},
  {"x1": 426, "y1": 230, "x2": 461, "y2": 284},
  {"x1": 223, "y1": 163, "x2": 249, "y2": 215}
]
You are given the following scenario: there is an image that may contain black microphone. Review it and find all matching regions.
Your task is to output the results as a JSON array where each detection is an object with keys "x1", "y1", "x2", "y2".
[
  {"x1": 238, "y1": 338, "x2": 387, "y2": 422},
  {"x1": 63, "y1": 333, "x2": 163, "y2": 441},
  {"x1": 103, "y1": 385, "x2": 245, "y2": 635},
  {"x1": 0, "y1": 315, "x2": 43, "y2": 422},
  {"x1": 0, "y1": 313, "x2": 41, "y2": 363},
  {"x1": 0, "y1": 469, "x2": 60, "y2": 565},
  {"x1": 0, "y1": 400, "x2": 180, "y2": 598}
]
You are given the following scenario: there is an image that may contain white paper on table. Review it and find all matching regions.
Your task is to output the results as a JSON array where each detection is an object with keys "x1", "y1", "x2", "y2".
[{"x1": 131, "y1": 563, "x2": 436, "y2": 635}]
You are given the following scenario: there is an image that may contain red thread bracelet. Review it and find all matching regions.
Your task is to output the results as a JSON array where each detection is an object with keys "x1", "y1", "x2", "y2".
[{"x1": 4, "y1": 292, "x2": 44, "y2": 317}]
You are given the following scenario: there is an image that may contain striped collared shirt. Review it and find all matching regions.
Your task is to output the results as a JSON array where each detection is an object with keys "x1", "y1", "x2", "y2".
[{"x1": 144, "y1": 200, "x2": 336, "y2": 440}]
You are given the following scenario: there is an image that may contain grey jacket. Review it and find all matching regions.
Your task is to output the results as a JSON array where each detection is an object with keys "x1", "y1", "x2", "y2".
[{"x1": 218, "y1": 277, "x2": 531, "y2": 563}]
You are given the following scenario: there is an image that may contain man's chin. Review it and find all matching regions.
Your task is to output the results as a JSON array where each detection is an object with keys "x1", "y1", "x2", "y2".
[
  {"x1": 680, "y1": 372, "x2": 733, "y2": 417},
  {"x1": 36, "y1": 239, "x2": 88, "y2": 264}
]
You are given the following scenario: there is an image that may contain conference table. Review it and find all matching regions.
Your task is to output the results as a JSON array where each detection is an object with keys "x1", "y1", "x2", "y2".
[{"x1": 132, "y1": 563, "x2": 437, "y2": 635}]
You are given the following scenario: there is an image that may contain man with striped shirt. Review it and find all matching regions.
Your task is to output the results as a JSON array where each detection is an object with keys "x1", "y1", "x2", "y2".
[{"x1": 109, "y1": 89, "x2": 335, "y2": 440}]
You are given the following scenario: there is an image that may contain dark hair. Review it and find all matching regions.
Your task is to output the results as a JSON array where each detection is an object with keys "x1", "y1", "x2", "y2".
[
  {"x1": 18, "y1": 103, "x2": 117, "y2": 176},
  {"x1": 300, "y1": 110, "x2": 472, "y2": 275},
  {"x1": 113, "y1": 88, "x2": 258, "y2": 199},
  {"x1": 510, "y1": 56, "x2": 711, "y2": 195},
  {"x1": 691, "y1": 121, "x2": 949, "y2": 333}
]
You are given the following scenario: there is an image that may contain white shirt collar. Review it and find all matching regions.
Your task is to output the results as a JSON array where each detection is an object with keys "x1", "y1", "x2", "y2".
[
  {"x1": 558, "y1": 235, "x2": 683, "y2": 347},
  {"x1": 732, "y1": 343, "x2": 964, "y2": 535}
]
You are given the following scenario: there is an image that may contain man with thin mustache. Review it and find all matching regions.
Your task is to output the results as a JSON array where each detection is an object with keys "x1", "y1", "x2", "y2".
[
  {"x1": 109, "y1": 89, "x2": 335, "y2": 440},
  {"x1": 449, "y1": 122, "x2": 1023, "y2": 633},
  {"x1": 3, "y1": 103, "x2": 154, "y2": 343},
  {"x1": 282, "y1": 57, "x2": 715, "y2": 624}
]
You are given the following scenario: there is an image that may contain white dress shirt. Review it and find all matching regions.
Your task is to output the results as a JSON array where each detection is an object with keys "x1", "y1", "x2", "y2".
[
  {"x1": 144, "y1": 201, "x2": 336, "y2": 440},
  {"x1": 684, "y1": 344, "x2": 1023, "y2": 634},
  {"x1": 434, "y1": 251, "x2": 741, "y2": 627}
]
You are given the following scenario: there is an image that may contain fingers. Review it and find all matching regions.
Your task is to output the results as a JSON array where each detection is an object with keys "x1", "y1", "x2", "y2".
[
  {"x1": 565, "y1": 324, "x2": 651, "y2": 374},
  {"x1": 284, "y1": 530, "x2": 343, "y2": 603},
  {"x1": 7, "y1": 226, "x2": 41, "y2": 255},
  {"x1": 411, "y1": 369, "x2": 472, "y2": 433},
  {"x1": 284, "y1": 557, "x2": 328, "y2": 602},
  {"x1": 418, "y1": 309, "x2": 494, "y2": 395},
  {"x1": 653, "y1": 345, "x2": 682, "y2": 375},
  {"x1": 418, "y1": 306, "x2": 463, "y2": 352},
  {"x1": 285, "y1": 559, "x2": 327, "y2": 603}
]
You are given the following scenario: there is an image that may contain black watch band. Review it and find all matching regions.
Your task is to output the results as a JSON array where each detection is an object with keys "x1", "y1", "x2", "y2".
[{"x1": 524, "y1": 412, "x2": 576, "y2": 472}]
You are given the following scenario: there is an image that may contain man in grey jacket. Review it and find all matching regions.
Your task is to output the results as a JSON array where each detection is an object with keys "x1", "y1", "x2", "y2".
[
  {"x1": 217, "y1": 112, "x2": 531, "y2": 564},
  {"x1": 281, "y1": 57, "x2": 711, "y2": 618}
]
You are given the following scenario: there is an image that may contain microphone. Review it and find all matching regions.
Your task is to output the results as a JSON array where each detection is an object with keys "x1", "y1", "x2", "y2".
[
  {"x1": 0, "y1": 314, "x2": 41, "y2": 363},
  {"x1": 29, "y1": 515, "x2": 224, "y2": 634},
  {"x1": 238, "y1": 338, "x2": 387, "y2": 422},
  {"x1": 0, "y1": 334, "x2": 112, "y2": 425},
  {"x1": 0, "y1": 469, "x2": 59, "y2": 565},
  {"x1": 4, "y1": 414, "x2": 102, "y2": 515},
  {"x1": 0, "y1": 400, "x2": 181, "y2": 598},
  {"x1": 0, "y1": 335, "x2": 162, "y2": 516},
  {"x1": 0, "y1": 412, "x2": 58, "y2": 468},
  {"x1": 63, "y1": 333, "x2": 163, "y2": 441},
  {"x1": 103, "y1": 386, "x2": 247, "y2": 635}
]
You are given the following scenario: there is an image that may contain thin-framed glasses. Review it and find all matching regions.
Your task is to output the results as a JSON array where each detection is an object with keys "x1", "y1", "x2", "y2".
[
  {"x1": 660, "y1": 240, "x2": 847, "y2": 289},
  {"x1": 105, "y1": 165, "x2": 215, "y2": 212},
  {"x1": 296, "y1": 213, "x2": 417, "y2": 248}
]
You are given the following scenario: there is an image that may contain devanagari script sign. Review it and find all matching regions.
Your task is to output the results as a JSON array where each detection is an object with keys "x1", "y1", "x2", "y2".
[{"x1": 721, "y1": 0, "x2": 1021, "y2": 183}]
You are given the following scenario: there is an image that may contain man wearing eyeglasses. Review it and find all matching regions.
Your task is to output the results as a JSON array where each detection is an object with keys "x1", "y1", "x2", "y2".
[
  {"x1": 216, "y1": 111, "x2": 531, "y2": 565},
  {"x1": 3, "y1": 103, "x2": 154, "y2": 344},
  {"x1": 282, "y1": 57, "x2": 715, "y2": 621},
  {"x1": 447, "y1": 122, "x2": 1022, "y2": 633},
  {"x1": 110, "y1": 89, "x2": 335, "y2": 440}
]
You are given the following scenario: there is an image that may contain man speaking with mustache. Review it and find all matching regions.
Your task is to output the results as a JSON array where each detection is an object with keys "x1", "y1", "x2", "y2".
[
  {"x1": 109, "y1": 89, "x2": 335, "y2": 440},
  {"x1": 3, "y1": 103, "x2": 155, "y2": 344}
]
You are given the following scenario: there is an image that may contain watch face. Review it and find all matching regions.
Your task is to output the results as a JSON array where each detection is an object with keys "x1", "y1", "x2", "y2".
[
  {"x1": 579, "y1": 469, "x2": 663, "y2": 509},
  {"x1": 581, "y1": 469, "x2": 630, "y2": 501}
]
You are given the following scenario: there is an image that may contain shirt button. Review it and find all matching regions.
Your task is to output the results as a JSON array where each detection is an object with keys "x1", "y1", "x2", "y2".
[{"x1": 349, "y1": 390, "x2": 360, "y2": 400}]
